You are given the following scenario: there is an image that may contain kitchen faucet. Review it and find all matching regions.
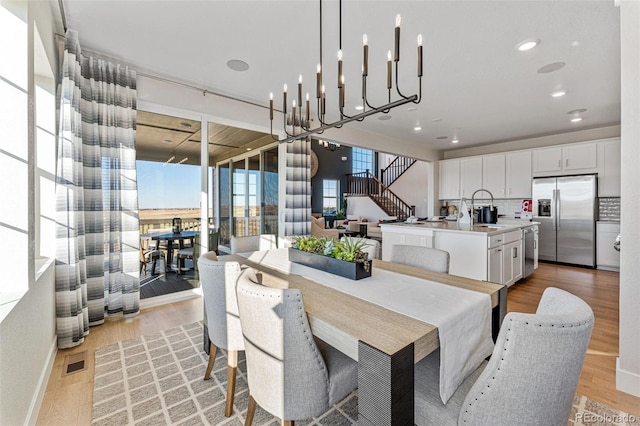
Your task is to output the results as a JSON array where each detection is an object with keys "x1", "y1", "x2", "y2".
[{"x1": 470, "y1": 189, "x2": 495, "y2": 226}]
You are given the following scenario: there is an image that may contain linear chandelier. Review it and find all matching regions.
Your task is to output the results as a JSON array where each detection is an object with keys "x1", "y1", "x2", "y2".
[{"x1": 269, "y1": 0, "x2": 423, "y2": 144}]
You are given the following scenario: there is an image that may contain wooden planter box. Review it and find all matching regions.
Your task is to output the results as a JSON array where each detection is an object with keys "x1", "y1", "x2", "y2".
[{"x1": 288, "y1": 248, "x2": 372, "y2": 280}]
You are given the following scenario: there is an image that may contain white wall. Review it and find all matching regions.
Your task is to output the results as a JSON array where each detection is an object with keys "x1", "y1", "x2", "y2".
[
  {"x1": 442, "y1": 125, "x2": 621, "y2": 159},
  {"x1": 617, "y1": 0, "x2": 640, "y2": 397},
  {"x1": 388, "y1": 160, "x2": 430, "y2": 217},
  {"x1": 0, "y1": 1, "x2": 59, "y2": 424},
  {"x1": 346, "y1": 196, "x2": 389, "y2": 221}
]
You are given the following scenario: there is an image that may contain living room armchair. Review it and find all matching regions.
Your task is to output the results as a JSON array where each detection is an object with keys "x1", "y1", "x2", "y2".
[{"x1": 311, "y1": 216, "x2": 342, "y2": 239}]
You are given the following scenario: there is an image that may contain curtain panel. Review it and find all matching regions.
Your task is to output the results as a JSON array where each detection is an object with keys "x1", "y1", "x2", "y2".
[
  {"x1": 55, "y1": 29, "x2": 139, "y2": 349},
  {"x1": 284, "y1": 138, "x2": 312, "y2": 236}
]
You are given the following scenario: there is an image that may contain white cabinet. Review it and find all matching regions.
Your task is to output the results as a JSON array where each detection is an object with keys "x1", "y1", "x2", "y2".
[
  {"x1": 598, "y1": 139, "x2": 621, "y2": 197},
  {"x1": 596, "y1": 222, "x2": 620, "y2": 271},
  {"x1": 439, "y1": 159, "x2": 461, "y2": 199},
  {"x1": 483, "y1": 151, "x2": 532, "y2": 199},
  {"x1": 532, "y1": 143, "x2": 598, "y2": 176},
  {"x1": 487, "y1": 230, "x2": 522, "y2": 286},
  {"x1": 506, "y1": 151, "x2": 532, "y2": 198},
  {"x1": 439, "y1": 157, "x2": 482, "y2": 200},
  {"x1": 482, "y1": 154, "x2": 506, "y2": 197},
  {"x1": 460, "y1": 157, "x2": 483, "y2": 198}
]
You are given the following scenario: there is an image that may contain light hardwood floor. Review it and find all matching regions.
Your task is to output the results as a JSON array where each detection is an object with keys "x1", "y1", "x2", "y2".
[{"x1": 36, "y1": 263, "x2": 639, "y2": 425}]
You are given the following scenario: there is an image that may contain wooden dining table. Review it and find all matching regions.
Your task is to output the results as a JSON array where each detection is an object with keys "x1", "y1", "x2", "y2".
[{"x1": 207, "y1": 249, "x2": 505, "y2": 425}]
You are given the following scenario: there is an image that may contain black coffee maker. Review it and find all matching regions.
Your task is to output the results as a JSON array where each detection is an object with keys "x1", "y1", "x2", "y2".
[{"x1": 172, "y1": 217, "x2": 182, "y2": 234}]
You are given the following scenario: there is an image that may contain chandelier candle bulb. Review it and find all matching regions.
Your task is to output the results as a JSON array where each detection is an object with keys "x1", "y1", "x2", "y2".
[
  {"x1": 338, "y1": 50, "x2": 343, "y2": 88},
  {"x1": 321, "y1": 85, "x2": 326, "y2": 115},
  {"x1": 387, "y1": 50, "x2": 392, "y2": 89},
  {"x1": 417, "y1": 34, "x2": 423, "y2": 77},
  {"x1": 292, "y1": 99, "x2": 296, "y2": 126},
  {"x1": 298, "y1": 75, "x2": 303, "y2": 118},
  {"x1": 269, "y1": 92, "x2": 274, "y2": 120},
  {"x1": 283, "y1": 84, "x2": 288, "y2": 114},
  {"x1": 363, "y1": 34, "x2": 369, "y2": 76},
  {"x1": 306, "y1": 93, "x2": 310, "y2": 122},
  {"x1": 340, "y1": 75, "x2": 345, "y2": 108},
  {"x1": 316, "y1": 64, "x2": 322, "y2": 99},
  {"x1": 394, "y1": 14, "x2": 401, "y2": 62}
]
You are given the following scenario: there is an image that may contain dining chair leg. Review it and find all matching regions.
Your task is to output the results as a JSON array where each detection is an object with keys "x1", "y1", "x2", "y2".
[
  {"x1": 225, "y1": 350, "x2": 238, "y2": 417},
  {"x1": 204, "y1": 342, "x2": 217, "y2": 380},
  {"x1": 281, "y1": 420, "x2": 293, "y2": 426},
  {"x1": 245, "y1": 394, "x2": 257, "y2": 426}
]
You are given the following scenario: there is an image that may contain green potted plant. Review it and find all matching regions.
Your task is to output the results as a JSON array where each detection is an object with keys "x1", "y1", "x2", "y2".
[{"x1": 290, "y1": 235, "x2": 372, "y2": 280}]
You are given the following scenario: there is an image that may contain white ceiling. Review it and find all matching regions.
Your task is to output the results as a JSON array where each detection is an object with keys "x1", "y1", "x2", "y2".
[{"x1": 61, "y1": 0, "x2": 621, "y2": 152}]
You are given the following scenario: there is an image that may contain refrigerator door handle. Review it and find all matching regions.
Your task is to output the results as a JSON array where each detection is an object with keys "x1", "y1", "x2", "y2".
[
  {"x1": 556, "y1": 189, "x2": 561, "y2": 230},
  {"x1": 552, "y1": 189, "x2": 557, "y2": 230}
]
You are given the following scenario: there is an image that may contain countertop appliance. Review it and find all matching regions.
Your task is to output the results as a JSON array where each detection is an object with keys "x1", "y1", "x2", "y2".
[{"x1": 532, "y1": 175, "x2": 597, "y2": 267}]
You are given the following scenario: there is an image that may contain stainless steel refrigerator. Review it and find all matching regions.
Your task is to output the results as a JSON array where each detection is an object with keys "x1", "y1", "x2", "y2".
[{"x1": 532, "y1": 175, "x2": 597, "y2": 267}]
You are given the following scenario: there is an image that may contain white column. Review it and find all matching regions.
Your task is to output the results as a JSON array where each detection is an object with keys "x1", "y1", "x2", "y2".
[
  {"x1": 617, "y1": 0, "x2": 640, "y2": 397},
  {"x1": 200, "y1": 118, "x2": 209, "y2": 254}
]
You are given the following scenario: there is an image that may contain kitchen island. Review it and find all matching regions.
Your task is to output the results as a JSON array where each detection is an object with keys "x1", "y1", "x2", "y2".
[{"x1": 380, "y1": 220, "x2": 538, "y2": 286}]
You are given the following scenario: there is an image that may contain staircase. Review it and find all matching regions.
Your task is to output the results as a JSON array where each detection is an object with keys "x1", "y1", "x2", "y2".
[
  {"x1": 381, "y1": 155, "x2": 416, "y2": 187},
  {"x1": 346, "y1": 171, "x2": 415, "y2": 220}
]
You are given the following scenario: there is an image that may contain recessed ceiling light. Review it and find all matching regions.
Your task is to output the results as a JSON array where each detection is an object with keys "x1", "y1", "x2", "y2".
[
  {"x1": 414, "y1": 126, "x2": 422, "y2": 131},
  {"x1": 378, "y1": 115, "x2": 392, "y2": 121},
  {"x1": 516, "y1": 38, "x2": 540, "y2": 52},
  {"x1": 551, "y1": 90, "x2": 567, "y2": 98},
  {"x1": 436, "y1": 136, "x2": 448, "y2": 140},
  {"x1": 567, "y1": 108, "x2": 587, "y2": 115},
  {"x1": 227, "y1": 59, "x2": 250, "y2": 72},
  {"x1": 571, "y1": 41, "x2": 581, "y2": 47},
  {"x1": 162, "y1": 139, "x2": 173, "y2": 144},
  {"x1": 246, "y1": 147, "x2": 252, "y2": 151},
  {"x1": 570, "y1": 117, "x2": 583, "y2": 123},
  {"x1": 179, "y1": 122, "x2": 192, "y2": 128},
  {"x1": 452, "y1": 138, "x2": 460, "y2": 144},
  {"x1": 407, "y1": 107, "x2": 417, "y2": 111},
  {"x1": 432, "y1": 118, "x2": 442, "y2": 122},
  {"x1": 537, "y1": 62, "x2": 566, "y2": 74},
  {"x1": 355, "y1": 105, "x2": 364, "y2": 111}
]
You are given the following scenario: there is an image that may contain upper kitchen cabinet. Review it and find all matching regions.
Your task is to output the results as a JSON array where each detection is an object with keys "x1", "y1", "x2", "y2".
[
  {"x1": 597, "y1": 138, "x2": 621, "y2": 197},
  {"x1": 439, "y1": 159, "x2": 461, "y2": 199},
  {"x1": 460, "y1": 157, "x2": 483, "y2": 198},
  {"x1": 482, "y1": 151, "x2": 532, "y2": 199},
  {"x1": 532, "y1": 143, "x2": 597, "y2": 176},
  {"x1": 438, "y1": 157, "x2": 483, "y2": 199}
]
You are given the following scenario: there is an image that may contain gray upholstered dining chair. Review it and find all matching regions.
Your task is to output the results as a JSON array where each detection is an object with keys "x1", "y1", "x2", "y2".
[
  {"x1": 197, "y1": 251, "x2": 244, "y2": 417},
  {"x1": 389, "y1": 244, "x2": 450, "y2": 273},
  {"x1": 414, "y1": 287, "x2": 594, "y2": 426},
  {"x1": 235, "y1": 268, "x2": 358, "y2": 426}
]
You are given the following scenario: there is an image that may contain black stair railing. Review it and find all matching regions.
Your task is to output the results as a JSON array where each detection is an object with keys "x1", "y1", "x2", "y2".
[
  {"x1": 346, "y1": 170, "x2": 415, "y2": 219},
  {"x1": 381, "y1": 155, "x2": 416, "y2": 187}
]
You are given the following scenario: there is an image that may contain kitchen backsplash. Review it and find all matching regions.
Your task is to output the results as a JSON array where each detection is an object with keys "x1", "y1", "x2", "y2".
[
  {"x1": 442, "y1": 197, "x2": 621, "y2": 221},
  {"x1": 599, "y1": 197, "x2": 620, "y2": 221}
]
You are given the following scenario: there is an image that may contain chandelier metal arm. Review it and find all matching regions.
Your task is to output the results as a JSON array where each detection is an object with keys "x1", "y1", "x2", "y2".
[
  {"x1": 277, "y1": 94, "x2": 417, "y2": 144},
  {"x1": 395, "y1": 62, "x2": 422, "y2": 103}
]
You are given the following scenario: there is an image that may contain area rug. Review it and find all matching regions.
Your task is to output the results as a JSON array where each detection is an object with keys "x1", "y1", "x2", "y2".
[{"x1": 92, "y1": 322, "x2": 637, "y2": 426}]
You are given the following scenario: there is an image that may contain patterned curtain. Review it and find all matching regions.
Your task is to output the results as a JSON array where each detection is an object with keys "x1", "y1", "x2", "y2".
[
  {"x1": 55, "y1": 29, "x2": 139, "y2": 349},
  {"x1": 284, "y1": 137, "x2": 312, "y2": 236}
]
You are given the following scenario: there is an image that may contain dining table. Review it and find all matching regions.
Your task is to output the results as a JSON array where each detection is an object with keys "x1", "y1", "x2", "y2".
[
  {"x1": 207, "y1": 248, "x2": 505, "y2": 425},
  {"x1": 150, "y1": 230, "x2": 199, "y2": 272}
]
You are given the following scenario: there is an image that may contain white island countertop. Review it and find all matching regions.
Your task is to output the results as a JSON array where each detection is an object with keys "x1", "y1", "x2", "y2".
[{"x1": 379, "y1": 219, "x2": 537, "y2": 236}]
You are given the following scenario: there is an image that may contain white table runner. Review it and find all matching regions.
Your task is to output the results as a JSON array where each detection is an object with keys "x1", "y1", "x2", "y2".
[{"x1": 241, "y1": 249, "x2": 494, "y2": 404}]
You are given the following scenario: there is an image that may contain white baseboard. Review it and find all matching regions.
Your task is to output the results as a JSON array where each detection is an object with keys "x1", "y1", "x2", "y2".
[
  {"x1": 26, "y1": 335, "x2": 57, "y2": 426},
  {"x1": 616, "y1": 357, "x2": 640, "y2": 397},
  {"x1": 140, "y1": 287, "x2": 202, "y2": 310}
]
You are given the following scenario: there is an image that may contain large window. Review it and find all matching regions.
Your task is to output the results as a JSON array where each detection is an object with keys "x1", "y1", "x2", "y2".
[
  {"x1": 352, "y1": 147, "x2": 374, "y2": 174},
  {"x1": 322, "y1": 179, "x2": 339, "y2": 214}
]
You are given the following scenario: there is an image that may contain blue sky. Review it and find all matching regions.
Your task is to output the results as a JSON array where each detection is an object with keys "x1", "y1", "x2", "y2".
[{"x1": 136, "y1": 160, "x2": 201, "y2": 209}]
